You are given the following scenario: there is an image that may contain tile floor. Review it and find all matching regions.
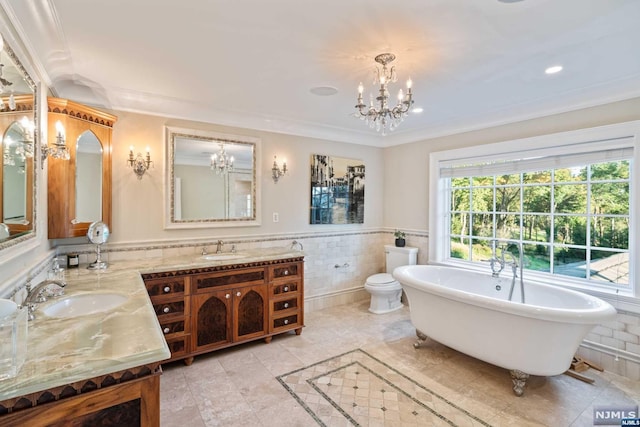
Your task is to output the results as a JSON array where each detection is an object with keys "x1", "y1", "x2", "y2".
[{"x1": 159, "y1": 301, "x2": 639, "y2": 426}]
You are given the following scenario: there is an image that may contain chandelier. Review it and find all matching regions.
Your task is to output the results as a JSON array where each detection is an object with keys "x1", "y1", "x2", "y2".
[
  {"x1": 355, "y1": 53, "x2": 414, "y2": 135},
  {"x1": 210, "y1": 143, "x2": 234, "y2": 175}
]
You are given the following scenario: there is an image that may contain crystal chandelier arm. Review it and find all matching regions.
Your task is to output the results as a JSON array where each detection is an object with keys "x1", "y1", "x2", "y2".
[{"x1": 355, "y1": 53, "x2": 415, "y2": 135}]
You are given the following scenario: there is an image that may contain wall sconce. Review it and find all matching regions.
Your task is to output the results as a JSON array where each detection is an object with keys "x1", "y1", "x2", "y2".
[
  {"x1": 41, "y1": 120, "x2": 70, "y2": 168},
  {"x1": 128, "y1": 146, "x2": 153, "y2": 179},
  {"x1": 272, "y1": 155, "x2": 288, "y2": 183}
]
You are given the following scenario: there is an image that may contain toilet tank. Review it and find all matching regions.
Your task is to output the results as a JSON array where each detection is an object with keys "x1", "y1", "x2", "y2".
[{"x1": 384, "y1": 245, "x2": 418, "y2": 272}]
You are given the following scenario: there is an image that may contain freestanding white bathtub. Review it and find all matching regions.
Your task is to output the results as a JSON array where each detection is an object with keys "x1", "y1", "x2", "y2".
[{"x1": 393, "y1": 264, "x2": 617, "y2": 396}]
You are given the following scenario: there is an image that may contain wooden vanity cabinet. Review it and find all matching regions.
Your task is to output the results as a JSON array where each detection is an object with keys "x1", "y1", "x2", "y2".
[
  {"x1": 142, "y1": 257, "x2": 304, "y2": 364},
  {"x1": 47, "y1": 97, "x2": 117, "y2": 239},
  {"x1": 268, "y1": 261, "x2": 304, "y2": 335},
  {"x1": 192, "y1": 266, "x2": 269, "y2": 353},
  {"x1": 143, "y1": 275, "x2": 192, "y2": 364}
]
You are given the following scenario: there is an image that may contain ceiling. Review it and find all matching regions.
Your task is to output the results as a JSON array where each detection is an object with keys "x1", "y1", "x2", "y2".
[{"x1": 3, "y1": 0, "x2": 640, "y2": 147}]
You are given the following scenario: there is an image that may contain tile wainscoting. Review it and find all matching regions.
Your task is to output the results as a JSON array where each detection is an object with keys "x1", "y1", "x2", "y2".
[
  {"x1": 2, "y1": 229, "x2": 637, "y2": 381},
  {"x1": 37, "y1": 230, "x2": 429, "y2": 313}
]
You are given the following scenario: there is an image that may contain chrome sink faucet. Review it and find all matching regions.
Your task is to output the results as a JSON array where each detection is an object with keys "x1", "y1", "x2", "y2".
[
  {"x1": 24, "y1": 279, "x2": 66, "y2": 320},
  {"x1": 216, "y1": 240, "x2": 224, "y2": 254}
]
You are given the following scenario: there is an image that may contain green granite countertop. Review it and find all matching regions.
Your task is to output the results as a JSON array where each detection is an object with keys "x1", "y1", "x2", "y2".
[{"x1": 0, "y1": 247, "x2": 304, "y2": 402}]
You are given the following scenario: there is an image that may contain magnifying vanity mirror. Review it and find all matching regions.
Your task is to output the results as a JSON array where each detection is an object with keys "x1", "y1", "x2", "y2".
[
  {"x1": 0, "y1": 35, "x2": 37, "y2": 249},
  {"x1": 165, "y1": 126, "x2": 261, "y2": 229}
]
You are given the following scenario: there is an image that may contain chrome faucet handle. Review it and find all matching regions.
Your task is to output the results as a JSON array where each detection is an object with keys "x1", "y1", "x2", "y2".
[
  {"x1": 231, "y1": 245, "x2": 236, "y2": 253},
  {"x1": 490, "y1": 258, "x2": 504, "y2": 277},
  {"x1": 24, "y1": 279, "x2": 66, "y2": 320},
  {"x1": 216, "y1": 240, "x2": 224, "y2": 253},
  {"x1": 202, "y1": 247, "x2": 208, "y2": 255}
]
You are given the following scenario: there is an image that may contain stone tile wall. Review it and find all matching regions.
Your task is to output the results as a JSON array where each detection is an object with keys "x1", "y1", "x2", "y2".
[{"x1": 580, "y1": 309, "x2": 640, "y2": 380}]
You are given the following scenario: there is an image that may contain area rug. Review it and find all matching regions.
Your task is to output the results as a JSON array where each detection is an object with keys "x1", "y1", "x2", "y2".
[{"x1": 276, "y1": 348, "x2": 493, "y2": 426}]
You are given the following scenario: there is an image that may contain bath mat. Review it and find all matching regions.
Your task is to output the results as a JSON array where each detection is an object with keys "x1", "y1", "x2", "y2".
[{"x1": 277, "y1": 348, "x2": 493, "y2": 426}]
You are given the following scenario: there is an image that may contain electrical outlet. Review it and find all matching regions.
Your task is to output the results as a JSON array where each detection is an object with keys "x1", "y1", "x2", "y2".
[{"x1": 273, "y1": 212, "x2": 279, "y2": 223}]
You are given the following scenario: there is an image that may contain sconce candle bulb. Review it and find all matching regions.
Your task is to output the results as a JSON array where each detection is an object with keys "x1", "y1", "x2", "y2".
[
  {"x1": 127, "y1": 145, "x2": 153, "y2": 179},
  {"x1": 55, "y1": 120, "x2": 64, "y2": 139},
  {"x1": 272, "y1": 155, "x2": 288, "y2": 183}
]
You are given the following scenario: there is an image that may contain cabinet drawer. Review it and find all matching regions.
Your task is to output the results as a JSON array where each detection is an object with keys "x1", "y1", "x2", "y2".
[
  {"x1": 166, "y1": 335, "x2": 190, "y2": 359},
  {"x1": 145, "y1": 277, "x2": 186, "y2": 296},
  {"x1": 272, "y1": 314, "x2": 299, "y2": 330},
  {"x1": 152, "y1": 299, "x2": 186, "y2": 318},
  {"x1": 270, "y1": 263, "x2": 301, "y2": 280},
  {"x1": 194, "y1": 268, "x2": 265, "y2": 292},
  {"x1": 271, "y1": 280, "x2": 300, "y2": 296},
  {"x1": 272, "y1": 296, "x2": 299, "y2": 313},
  {"x1": 160, "y1": 319, "x2": 185, "y2": 336}
]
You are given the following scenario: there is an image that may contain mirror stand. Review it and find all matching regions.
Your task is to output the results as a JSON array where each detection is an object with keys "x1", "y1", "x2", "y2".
[
  {"x1": 87, "y1": 244, "x2": 107, "y2": 270},
  {"x1": 87, "y1": 221, "x2": 109, "y2": 270}
]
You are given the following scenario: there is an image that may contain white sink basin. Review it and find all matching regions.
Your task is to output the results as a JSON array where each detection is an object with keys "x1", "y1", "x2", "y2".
[
  {"x1": 41, "y1": 293, "x2": 127, "y2": 318},
  {"x1": 200, "y1": 254, "x2": 246, "y2": 261}
]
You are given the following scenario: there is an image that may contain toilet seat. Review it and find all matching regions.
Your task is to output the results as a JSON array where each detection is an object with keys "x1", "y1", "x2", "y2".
[
  {"x1": 366, "y1": 273, "x2": 395, "y2": 286},
  {"x1": 364, "y1": 272, "x2": 403, "y2": 314}
]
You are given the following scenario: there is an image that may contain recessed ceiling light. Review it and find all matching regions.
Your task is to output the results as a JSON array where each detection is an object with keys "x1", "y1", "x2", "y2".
[
  {"x1": 497, "y1": 0, "x2": 525, "y2": 3},
  {"x1": 412, "y1": 107, "x2": 424, "y2": 113},
  {"x1": 545, "y1": 65, "x2": 563, "y2": 75},
  {"x1": 310, "y1": 86, "x2": 338, "y2": 96}
]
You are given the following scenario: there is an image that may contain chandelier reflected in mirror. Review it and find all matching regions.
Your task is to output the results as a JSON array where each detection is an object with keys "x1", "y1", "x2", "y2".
[
  {"x1": 210, "y1": 142, "x2": 234, "y2": 175},
  {"x1": 3, "y1": 116, "x2": 35, "y2": 169},
  {"x1": 355, "y1": 53, "x2": 414, "y2": 135}
]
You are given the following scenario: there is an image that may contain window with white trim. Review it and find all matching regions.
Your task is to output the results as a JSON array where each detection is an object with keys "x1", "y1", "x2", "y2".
[{"x1": 430, "y1": 126, "x2": 638, "y2": 295}]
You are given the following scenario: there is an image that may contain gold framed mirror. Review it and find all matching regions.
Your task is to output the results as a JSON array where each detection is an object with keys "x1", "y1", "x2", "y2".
[
  {"x1": 164, "y1": 126, "x2": 261, "y2": 229},
  {"x1": 0, "y1": 35, "x2": 37, "y2": 250}
]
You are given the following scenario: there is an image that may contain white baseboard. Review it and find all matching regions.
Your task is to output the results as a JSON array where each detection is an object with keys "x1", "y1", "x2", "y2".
[{"x1": 305, "y1": 286, "x2": 369, "y2": 313}]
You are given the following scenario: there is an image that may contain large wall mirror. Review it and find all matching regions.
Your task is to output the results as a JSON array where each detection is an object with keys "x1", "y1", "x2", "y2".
[
  {"x1": 165, "y1": 126, "x2": 261, "y2": 229},
  {"x1": 0, "y1": 35, "x2": 37, "y2": 249}
]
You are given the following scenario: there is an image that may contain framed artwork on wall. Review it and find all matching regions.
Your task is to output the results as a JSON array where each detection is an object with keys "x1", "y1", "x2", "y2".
[{"x1": 310, "y1": 154, "x2": 365, "y2": 224}]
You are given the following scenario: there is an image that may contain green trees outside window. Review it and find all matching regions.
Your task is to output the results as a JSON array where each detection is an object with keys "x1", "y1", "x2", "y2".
[{"x1": 448, "y1": 160, "x2": 630, "y2": 286}]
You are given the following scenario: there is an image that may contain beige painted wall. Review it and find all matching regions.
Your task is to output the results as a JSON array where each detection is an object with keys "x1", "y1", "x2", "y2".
[
  {"x1": 383, "y1": 97, "x2": 640, "y2": 232},
  {"x1": 110, "y1": 111, "x2": 385, "y2": 244}
]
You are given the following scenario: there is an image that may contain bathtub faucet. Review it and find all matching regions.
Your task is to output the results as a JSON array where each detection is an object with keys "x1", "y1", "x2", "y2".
[
  {"x1": 487, "y1": 240, "x2": 505, "y2": 277},
  {"x1": 490, "y1": 239, "x2": 525, "y2": 304}
]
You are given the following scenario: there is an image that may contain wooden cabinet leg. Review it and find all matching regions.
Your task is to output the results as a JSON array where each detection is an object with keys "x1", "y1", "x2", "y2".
[
  {"x1": 264, "y1": 336, "x2": 273, "y2": 344},
  {"x1": 183, "y1": 357, "x2": 194, "y2": 366},
  {"x1": 295, "y1": 327, "x2": 302, "y2": 335}
]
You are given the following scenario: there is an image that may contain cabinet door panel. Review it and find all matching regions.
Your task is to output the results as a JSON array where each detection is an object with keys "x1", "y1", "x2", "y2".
[
  {"x1": 234, "y1": 284, "x2": 268, "y2": 342},
  {"x1": 193, "y1": 291, "x2": 232, "y2": 351}
]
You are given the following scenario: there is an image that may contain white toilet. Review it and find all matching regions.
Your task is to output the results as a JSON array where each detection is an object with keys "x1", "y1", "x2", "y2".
[{"x1": 364, "y1": 245, "x2": 418, "y2": 314}]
